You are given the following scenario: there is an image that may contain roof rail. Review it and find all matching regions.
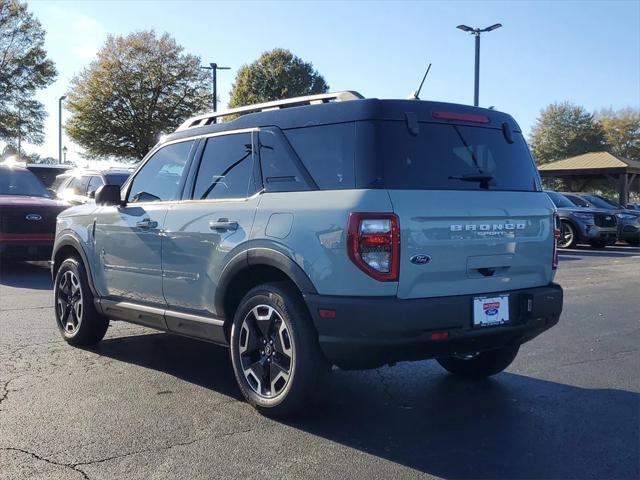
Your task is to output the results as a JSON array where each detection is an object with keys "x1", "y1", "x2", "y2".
[{"x1": 175, "y1": 90, "x2": 364, "y2": 132}]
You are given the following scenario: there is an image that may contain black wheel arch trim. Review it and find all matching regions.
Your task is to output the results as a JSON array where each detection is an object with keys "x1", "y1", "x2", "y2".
[
  {"x1": 214, "y1": 245, "x2": 318, "y2": 316},
  {"x1": 52, "y1": 233, "x2": 98, "y2": 296}
]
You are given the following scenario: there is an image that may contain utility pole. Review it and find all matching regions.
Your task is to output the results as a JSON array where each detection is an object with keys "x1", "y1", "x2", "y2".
[
  {"x1": 59, "y1": 95, "x2": 66, "y2": 164},
  {"x1": 456, "y1": 23, "x2": 503, "y2": 107},
  {"x1": 201, "y1": 63, "x2": 230, "y2": 112}
]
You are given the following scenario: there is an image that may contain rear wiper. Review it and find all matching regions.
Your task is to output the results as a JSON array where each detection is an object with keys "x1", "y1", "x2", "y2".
[{"x1": 448, "y1": 173, "x2": 494, "y2": 182}]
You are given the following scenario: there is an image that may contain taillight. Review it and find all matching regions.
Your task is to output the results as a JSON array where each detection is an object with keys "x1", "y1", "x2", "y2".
[
  {"x1": 553, "y1": 213, "x2": 560, "y2": 270},
  {"x1": 347, "y1": 213, "x2": 400, "y2": 282},
  {"x1": 432, "y1": 111, "x2": 490, "y2": 123}
]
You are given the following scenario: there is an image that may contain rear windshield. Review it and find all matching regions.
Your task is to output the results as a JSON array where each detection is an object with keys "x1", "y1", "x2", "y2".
[
  {"x1": 0, "y1": 169, "x2": 50, "y2": 197},
  {"x1": 104, "y1": 173, "x2": 130, "y2": 187},
  {"x1": 584, "y1": 195, "x2": 619, "y2": 209},
  {"x1": 377, "y1": 122, "x2": 539, "y2": 191},
  {"x1": 546, "y1": 191, "x2": 576, "y2": 208}
]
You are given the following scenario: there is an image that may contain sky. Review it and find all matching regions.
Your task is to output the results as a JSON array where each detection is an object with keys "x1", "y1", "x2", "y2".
[{"x1": 18, "y1": 0, "x2": 640, "y2": 164}]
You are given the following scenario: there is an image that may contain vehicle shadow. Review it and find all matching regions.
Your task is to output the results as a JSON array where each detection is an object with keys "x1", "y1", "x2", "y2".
[
  {"x1": 96, "y1": 332, "x2": 639, "y2": 480},
  {"x1": 0, "y1": 261, "x2": 53, "y2": 290},
  {"x1": 560, "y1": 244, "x2": 640, "y2": 258}
]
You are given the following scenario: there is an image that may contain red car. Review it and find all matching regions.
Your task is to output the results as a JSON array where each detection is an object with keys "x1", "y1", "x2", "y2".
[{"x1": 0, "y1": 164, "x2": 69, "y2": 261}]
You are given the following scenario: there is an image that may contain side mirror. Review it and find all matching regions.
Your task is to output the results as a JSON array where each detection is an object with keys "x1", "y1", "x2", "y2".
[
  {"x1": 95, "y1": 184, "x2": 122, "y2": 206},
  {"x1": 88, "y1": 190, "x2": 96, "y2": 199}
]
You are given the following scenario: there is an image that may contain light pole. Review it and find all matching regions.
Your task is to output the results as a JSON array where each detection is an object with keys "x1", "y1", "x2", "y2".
[
  {"x1": 58, "y1": 95, "x2": 66, "y2": 164},
  {"x1": 200, "y1": 63, "x2": 230, "y2": 112},
  {"x1": 456, "y1": 23, "x2": 502, "y2": 107},
  {"x1": 17, "y1": 108, "x2": 21, "y2": 162}
]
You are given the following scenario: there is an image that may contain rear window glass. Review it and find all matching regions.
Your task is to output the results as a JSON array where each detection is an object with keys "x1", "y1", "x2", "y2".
[
  {"x1": 377, "y1": 122, "x2": 539, "y2": 191},
  {"x1": 285, "y1": 123, "x2": 355, "y2": 189}
]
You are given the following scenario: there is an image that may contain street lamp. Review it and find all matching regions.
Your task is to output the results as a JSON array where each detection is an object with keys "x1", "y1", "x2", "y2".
[
  {"x1": 59, "y1": 95, "x2": 67, "y2": 164},
  {"x1": 456, "y1": 23, "x2": 502, "y2": 107},
  {"x1": 200, "y1": 63, "x2": 231, "y2": 112},
  {"x1": 62, "y1": 145, "x2": 68, "y2": 164}
]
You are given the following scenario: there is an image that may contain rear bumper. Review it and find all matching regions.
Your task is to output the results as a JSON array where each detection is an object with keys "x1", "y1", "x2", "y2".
[{"x1": 304, "y1": 283, "x2": 563, "y2": 369}]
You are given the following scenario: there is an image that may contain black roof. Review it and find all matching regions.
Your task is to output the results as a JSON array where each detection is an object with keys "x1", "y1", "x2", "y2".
[{"x1": 163, "y1": 98, "x2": 521, "y2": 145}]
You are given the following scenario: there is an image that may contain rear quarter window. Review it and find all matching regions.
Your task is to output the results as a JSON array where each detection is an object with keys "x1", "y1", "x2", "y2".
[{"x1": 284, "y1": 123, "x2": 355, "y2": 190}]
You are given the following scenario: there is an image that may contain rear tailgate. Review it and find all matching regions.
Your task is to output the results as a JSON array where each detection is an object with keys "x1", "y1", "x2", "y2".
[{"x1": 388, "y1": 190, "x2": 555, "y2": 299}]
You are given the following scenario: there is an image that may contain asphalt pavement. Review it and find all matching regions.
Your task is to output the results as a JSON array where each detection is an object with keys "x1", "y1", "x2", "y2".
[{"x1": 0, "y1": 246, "x2": 639, "y2": 480}]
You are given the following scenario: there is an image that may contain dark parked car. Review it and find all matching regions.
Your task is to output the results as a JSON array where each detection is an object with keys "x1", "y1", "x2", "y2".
[
  {"x1": 55, "y1": 169, "x2": 131, "y2": 205},
  {"x1": 26, "y1": 164, "x2": 72, "y2": 189},
  {"x1": 563, "y1": 193, "x2": 640, "y2": 246},
  {"x1": 545, "y1": 191, "x2": 617, "y2": 248},
  {"x1": 0, "y1": 165, "x2": 69, "y2": 261}
]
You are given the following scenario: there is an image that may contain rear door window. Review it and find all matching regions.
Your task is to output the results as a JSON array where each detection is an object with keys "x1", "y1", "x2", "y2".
[
  {"x1": 378, "y1": 122, "x2": 540, "y2": 191},
  {"x1": 259, "y1": 128, "x2": 310, "y2": 192},
  {"x1": 193, "y1": 133, "x2": 256, "y2": 200},
  {"x1": 285, "y1": 123, "x2": 355, "y2": 189}
]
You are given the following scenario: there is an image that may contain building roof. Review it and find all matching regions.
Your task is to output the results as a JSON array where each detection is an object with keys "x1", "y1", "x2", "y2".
[{"x1": 538, "y1": 151, "x2": 640, "y2": 173}]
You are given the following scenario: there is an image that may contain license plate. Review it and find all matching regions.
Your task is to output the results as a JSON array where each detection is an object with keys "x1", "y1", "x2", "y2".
[{"x1": 473, "y1": 295, "x2": 509, "y2": 327}]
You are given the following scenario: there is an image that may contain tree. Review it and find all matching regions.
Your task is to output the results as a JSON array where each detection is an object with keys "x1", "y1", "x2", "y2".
[
  {"x1": 0, "y1": 0, "x2": 56, "y2": 145},
  {"x1": 65, "y1": 31, "x2": 211, "y2": 160},
  {"x1": 228, "y1": 48, "x2": 328, "y2": 108},
  {"x1": 597, "y1": 108, "x2": 640, "y2": 160},
  {"x1": 529, "y1": 102, "x2": 606, "y2": 164}
]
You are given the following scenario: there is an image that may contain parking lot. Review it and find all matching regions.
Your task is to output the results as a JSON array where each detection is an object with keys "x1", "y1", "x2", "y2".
[{"x1": 0, "y1": 247, "x2": 638, "y2": 480}]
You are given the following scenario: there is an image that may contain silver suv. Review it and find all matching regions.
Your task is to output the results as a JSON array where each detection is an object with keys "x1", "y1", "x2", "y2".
[{"x1": 52, "y1": 92, "x2": 563, "y2": 416}]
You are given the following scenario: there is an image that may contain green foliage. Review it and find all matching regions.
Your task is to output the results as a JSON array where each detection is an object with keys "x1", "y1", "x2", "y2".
[
  {"x1": 65, "y1": 30, "x2": 211, "y2": 160},
  {"x1": 0, "y1": 0, "x2": 57, "y2": 144},
  {"x1": 529, "y1": 102, "x2": 606, "y2": 164},
  {"x1": 228, "y1": 48, "x2": 328, "y2": 108},
  {"x1": 597, "y1": 107, "x2": 640, "y2": 160}
]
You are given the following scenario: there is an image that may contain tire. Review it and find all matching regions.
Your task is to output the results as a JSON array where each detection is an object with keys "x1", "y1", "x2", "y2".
[
  {"x1": 589, "y1": 240, "x2": 607, "y2": 249},
  {"x1": 557, "y1": 221, "x2": 577, "y2": 249},
  {"x1": 54, "y1": 257, "x2": 109, "y2": 347},
  {"x1": 626, "y1": 238, "x2": 639, "y2": 246},
  {"x1": 229, "y1": 281, "x2": 329, "y2": 417},
  {"x1": 437, "y1": 345, "x2": 519, "y2": 379}
]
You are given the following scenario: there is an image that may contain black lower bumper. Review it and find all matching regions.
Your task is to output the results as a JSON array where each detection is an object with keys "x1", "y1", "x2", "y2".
[
  {"x1": 304, "y1": 283, "x2": 563, "y2": 369},
  {"x1": 0, "y1": 243, "x2": 53, "y2": 261}
]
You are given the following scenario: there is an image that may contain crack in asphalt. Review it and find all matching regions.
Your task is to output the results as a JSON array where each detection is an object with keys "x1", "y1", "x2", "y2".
[
  {"x1": 1, "y1": 447, "x2": 90, "y2": 480},
  {"x1": 1, "y1": 426, "x2": 258, "y2": 478}
]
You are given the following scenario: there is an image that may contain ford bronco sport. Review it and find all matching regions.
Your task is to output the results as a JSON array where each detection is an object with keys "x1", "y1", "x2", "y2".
[{"x1": 52, "y1": 92, "x2": 563, "y2": 416}]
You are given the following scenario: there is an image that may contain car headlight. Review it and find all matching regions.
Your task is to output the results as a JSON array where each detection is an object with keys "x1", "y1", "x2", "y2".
[
  {"x1": 572, "y1": 212, "x2": 594, "y2": 221},
  {"x1": 616, "y1": 213, "x2": 636, "y2": 220}
]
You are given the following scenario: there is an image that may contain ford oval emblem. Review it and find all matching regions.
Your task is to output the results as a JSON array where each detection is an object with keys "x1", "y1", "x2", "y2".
[
  {"x1": 410, "y1": 254, "x2": 431, "y2": 265},
  {"x1": 25, "y1": 213, "x2": 42, "y2": 221}
]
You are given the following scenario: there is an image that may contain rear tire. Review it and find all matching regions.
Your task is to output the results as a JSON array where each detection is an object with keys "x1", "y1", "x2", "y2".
[
  {"x1": 557, "y1": 221, "x2": 577, "y2": 248},
  {"x1": 229, "y1": 281, "x2": 329, "y2": 417},
  {"x1": 437, "y1": 345, "x2": 519, "y2": 379},
  {"x1": 54, "y1": 258, "x2": 109, "y2": 347}
]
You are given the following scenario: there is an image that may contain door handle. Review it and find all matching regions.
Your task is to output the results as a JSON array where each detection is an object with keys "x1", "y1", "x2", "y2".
[
  {"x1": 209, "y1": 218, "x2": 239, "y2": 231},
  {"x1": 136, "y1": 219, "x2": 158, "y2": 229}
]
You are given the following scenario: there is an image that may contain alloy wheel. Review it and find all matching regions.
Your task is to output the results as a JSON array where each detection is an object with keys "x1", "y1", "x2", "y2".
[
  {"x1": 558, "y1": 222, "x2": 574, "y2": 248},
  {"x1": 56, "y1": 270, "x2": 83, "y2": 334},
  {"x1": 238, "y1": 305, "x2": 294, "y2": 398}
]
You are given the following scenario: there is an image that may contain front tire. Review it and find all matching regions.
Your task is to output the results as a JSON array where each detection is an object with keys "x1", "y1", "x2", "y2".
[
  {"x1": 229, "y1": 282, "x2": 329, "y2": 417},
  {"x1": 557, "y1": 221, "x2": 577, "y2": 248},
  {"x1": 54, "y1": 258, "x2": 109, "y2": 347},
  {"x1": 437, "y1": 345, "x2": 519, "y2": 379}
]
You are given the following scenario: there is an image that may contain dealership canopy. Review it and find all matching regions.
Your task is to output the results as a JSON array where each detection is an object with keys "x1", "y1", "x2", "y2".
[{"x1": 538, "y1": 151, "x2": 640, "y2": 205}]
